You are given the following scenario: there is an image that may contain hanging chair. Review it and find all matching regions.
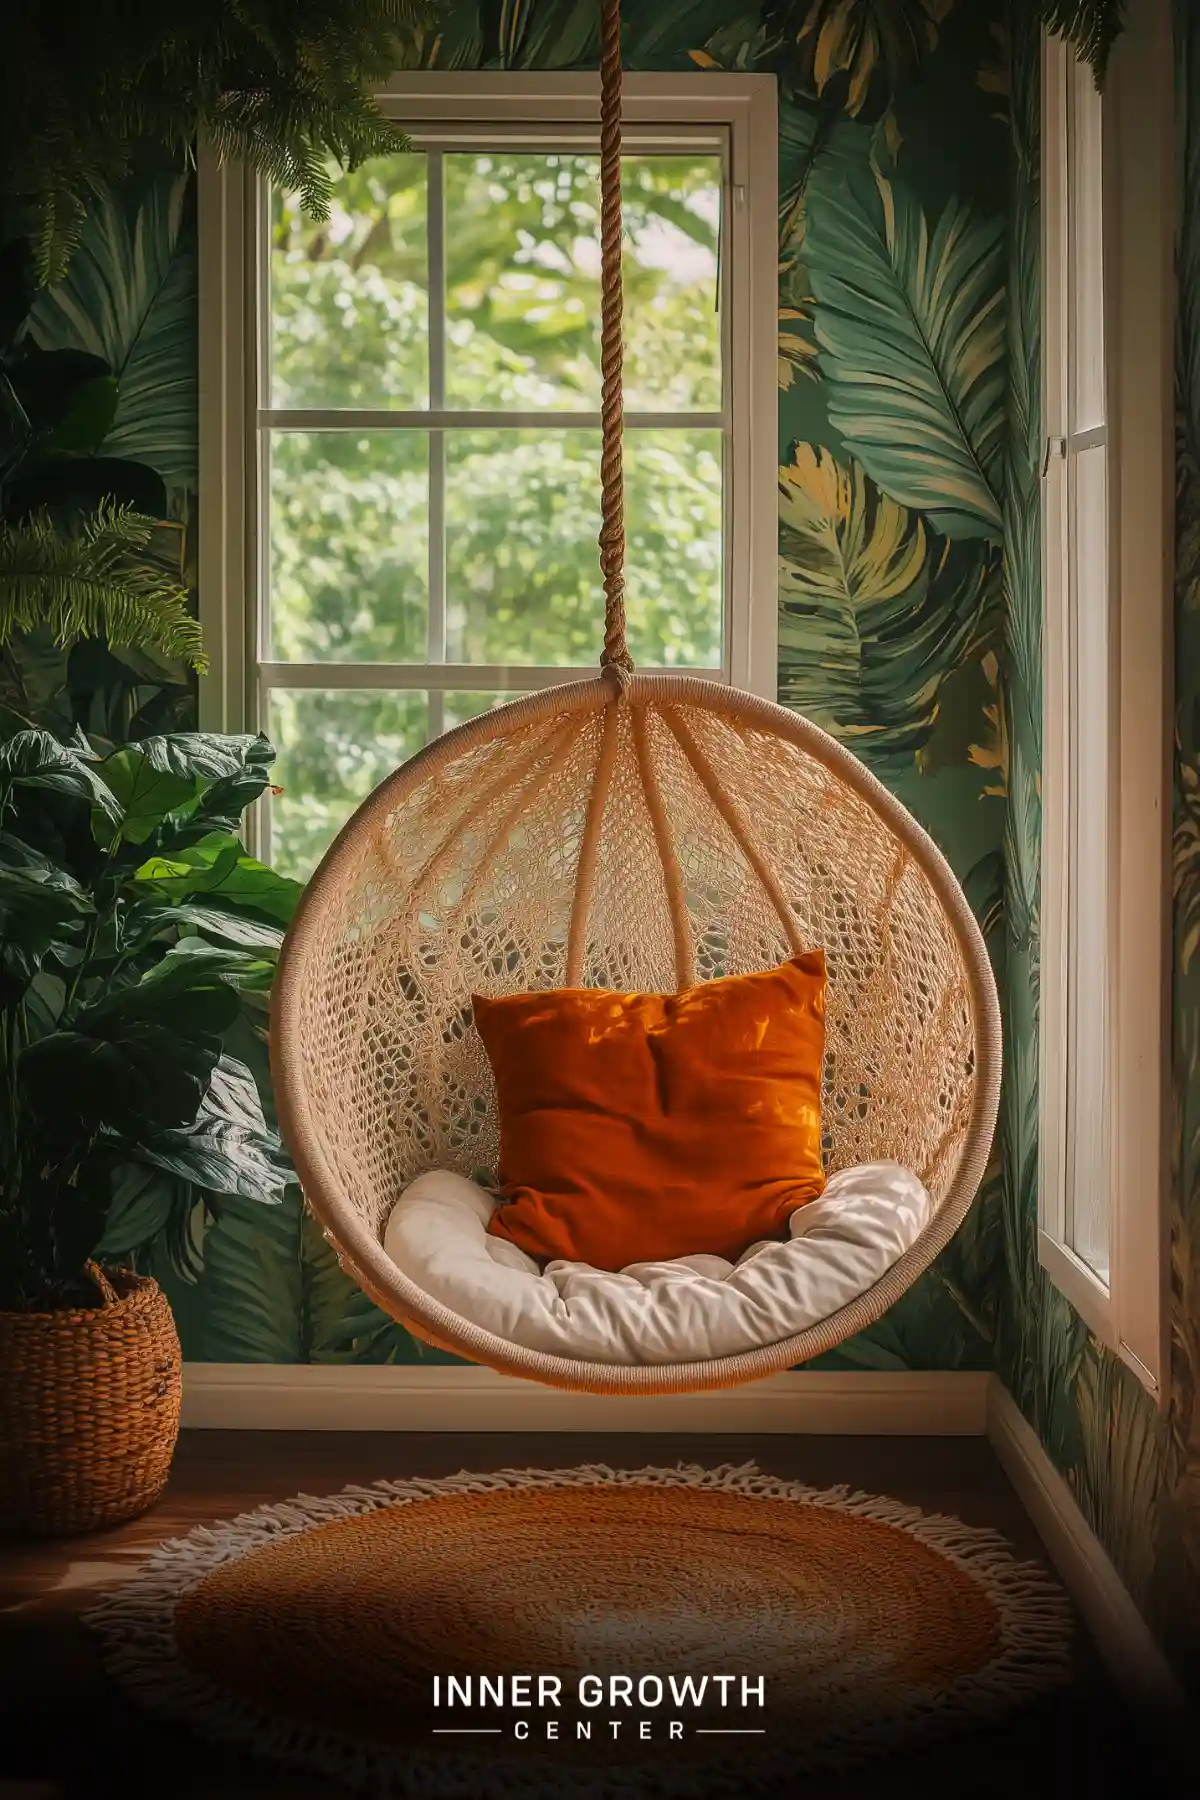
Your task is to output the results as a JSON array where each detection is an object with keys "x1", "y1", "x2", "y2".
[{"x1": 269, "y1": 0, "x2": 1001, "y2": 1395}]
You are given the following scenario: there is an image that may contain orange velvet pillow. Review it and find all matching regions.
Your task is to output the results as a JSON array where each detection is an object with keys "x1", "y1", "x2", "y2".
[{"x1": 473, "y1": 952, "x2": 827, "y2": 1271}]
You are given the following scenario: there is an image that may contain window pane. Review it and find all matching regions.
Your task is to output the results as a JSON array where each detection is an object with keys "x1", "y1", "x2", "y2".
[
  {"x1": 443, "y1": 154, "x2": 720, "y2": 412},
  {"x1": 1067, "y1": 441, "x2": 1110, "y2": 1282},
  {"x1": 267, "y1": 689, "x2": 428, "y2": 880},
  {"x1": 445, "y1": 153, "x2": 598, "y2": 411},
  {"x1": 1068, "y1": 59, "x2": 1105, "y2": 434},
  {"x1": 267, "y1": 431, "x2": 428, "y2": 662},
  {"x1": 623, "y1": 155, "x2": 721, "y2": 411},
  {"x1": 626, "y1": 430, "x2": 723, "y2": 664},
  {"x1": 443, "y1": 429, "x2": 722, "y2": 667},
  {"x1": 270, "y1": 155, "x2": 428, "y2": 409}
]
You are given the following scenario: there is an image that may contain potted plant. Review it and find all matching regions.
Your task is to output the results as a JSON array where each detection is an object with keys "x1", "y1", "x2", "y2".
[{"x1": 0, "y1": 724, "x2": 298, "y2": 1532}]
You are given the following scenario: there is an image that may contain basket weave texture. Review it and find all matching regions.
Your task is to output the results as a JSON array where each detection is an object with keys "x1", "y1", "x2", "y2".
[
  {"x1": 0, "y1": 1264, "x2": 181, "y2": 1535},
  {"x1": 272, "y1": 677, "x2": 1002, "y2": 1392}
]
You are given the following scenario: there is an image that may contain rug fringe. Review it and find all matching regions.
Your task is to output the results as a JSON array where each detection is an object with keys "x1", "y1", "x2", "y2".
[{"x1": 85, "y1": 1460, "x2": 1073, "y2": 1799}]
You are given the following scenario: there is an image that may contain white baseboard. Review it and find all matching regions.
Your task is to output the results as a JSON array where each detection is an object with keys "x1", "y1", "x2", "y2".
[
  {"x1": 986, "y1": 1379, "x2": 1189, "y2": 1721},
  {"x1": 181, "y1": 1364, "x2": 991, "y2": 1435}
]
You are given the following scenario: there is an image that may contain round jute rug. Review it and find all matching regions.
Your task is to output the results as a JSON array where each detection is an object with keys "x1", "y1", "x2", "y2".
[{"x1": 86, "y1": 1462, "x2": 1072, "y2": 1798}]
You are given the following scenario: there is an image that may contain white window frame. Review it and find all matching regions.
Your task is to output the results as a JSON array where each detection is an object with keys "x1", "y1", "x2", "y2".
[
  {"x1": 197, "y1": 73, "x2": 779, "y2": 845},
  {"x1": 1038, "y1": 5, "x2": 1173, "y2": 1397}
]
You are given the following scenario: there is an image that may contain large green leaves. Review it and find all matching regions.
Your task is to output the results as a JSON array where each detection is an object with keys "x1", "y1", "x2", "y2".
[
  {"x1": 132, "y1": 832, "x2": 303, "y2": 926},
  {"x1": 0, "y1": 728, "x2": 122, "y2": 824},
  {"x1": 27, "y1": 175, "x2": 197, "y2": 491},
  {"x1": 126, "y1": 1054, "x2": 291, "y2": 1200},
  {"x1": 90, "y1": 732, "x2": 275, "y2": 846},
  {"x1": 19, "y1": 925, "x2": 250, "y2": 1133},
  {"x1": 126, "y1": 898, "x2": 285, "y2": 955},
  {"x1": 21, "y1": 1014, "x2": 221, "y2": 1135},
  {"x1": 95, "y1": 1162, "x2": 179, "y2": 1259},
  {"x1": 778, "y1": 443, "x2": 993, "y2": 764},
  {"x1": 0, "y1": 720, "x2": 292, "y2": 1300},
  {"x1": 130, "y1": 731, "x2": 273, "y2": 787},
  {"x1": 92, "y1": 743, "x2": 199, "y2": 843},
  {"x1": 160, "y1": 733, "x2": 278, "y2": 843},
  {"x1": 199, "y1": 1190, "x2": 307, "y2": 1362},
  {"x1": 0, "y1": 832, "x2": 92, "y2": 998},
  {"x1": 138, "y1": 938, "x2": 277, "y2": 994},
  {"x1": 807, "y1": 171, "x2": 1005, "y2": 540}
]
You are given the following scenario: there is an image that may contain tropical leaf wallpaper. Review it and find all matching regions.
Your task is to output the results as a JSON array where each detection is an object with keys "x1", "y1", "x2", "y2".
[
  {"x1": 3, "y1": 0, "x2": 1199, "y2": 1687},
  {"x1": 991, "y1": 0, "x2": 1199, "y2": 1692}
]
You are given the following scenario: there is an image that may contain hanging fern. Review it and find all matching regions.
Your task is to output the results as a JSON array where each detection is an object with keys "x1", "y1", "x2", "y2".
[
  {"x1": 1033, "y1": 1, "x2": 1125, "y2": 81},
  {"x1": 1, "y1": 1, "x2": 431, "y2": 283},
  {"x1": 0, "y1": 503, "x2": 207, "y2": 669}
]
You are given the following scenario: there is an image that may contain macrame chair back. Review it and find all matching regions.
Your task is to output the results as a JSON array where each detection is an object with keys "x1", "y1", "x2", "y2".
[{"x1": 269, "y1": 0, "x2": 1002, "y2": 1394}]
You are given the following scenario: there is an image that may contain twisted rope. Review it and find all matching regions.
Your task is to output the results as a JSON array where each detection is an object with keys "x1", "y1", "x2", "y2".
[{"x1": 598, "y1": 0, "x2": 632, "y2": 686}]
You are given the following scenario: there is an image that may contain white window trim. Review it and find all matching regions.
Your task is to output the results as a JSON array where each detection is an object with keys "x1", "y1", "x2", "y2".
[
  {"x1": 197, "y1": 72, "x2": 779, "y2": 773},
  {"x1": 1038, "y1": 6, "x2": 1173, "y2": 1397}
]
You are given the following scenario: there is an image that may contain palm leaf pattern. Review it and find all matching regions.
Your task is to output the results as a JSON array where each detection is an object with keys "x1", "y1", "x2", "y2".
[
  {"x1": 778, "y1": 442, "x2": 991, "y2": 766},
  {"x1": 28, "y1": 174, "x2": 197, "y2": 492},
  {"x1": 789, "y1": 0, "x2": 954, "y2": 116},
  {"x1": 807, "y1": 169, "x2": 1005, "y2": 541},
  {"x1": 1070, "y1": 1341, "x2": 1169, "y2": 1610},
  {"x1": 199, "y1": 1186, "x2": 375, "y2": 1363}
]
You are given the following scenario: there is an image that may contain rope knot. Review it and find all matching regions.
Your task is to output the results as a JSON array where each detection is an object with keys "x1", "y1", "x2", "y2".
[{"x1": 601, "y1": 659, "x2": 632, "y2": 700}]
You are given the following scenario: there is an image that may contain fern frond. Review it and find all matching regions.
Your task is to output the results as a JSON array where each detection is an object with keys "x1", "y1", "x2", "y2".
[
  {"x1": 1033, "y1": 1, "x2": 1124, "y2": 82},
  {"x1": 30, "y1": 180, "x2": 88, "y2": 289},
  {"x1": 1, "y1": 0, "x2": 430, "y2": 274},
  {"x1": 0, "y1": 504, "x2": 208, "y2": 670}
]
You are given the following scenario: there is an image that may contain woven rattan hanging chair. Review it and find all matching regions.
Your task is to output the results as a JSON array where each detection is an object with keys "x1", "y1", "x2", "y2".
[{"x1": 270, "y1": 0, "x2": 1001, "y2": 1394}]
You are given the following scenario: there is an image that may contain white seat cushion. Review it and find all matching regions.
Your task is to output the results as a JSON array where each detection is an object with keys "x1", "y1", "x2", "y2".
[{"x1": 382, "y1": 1163, "x2": 932, "y2": 1364}]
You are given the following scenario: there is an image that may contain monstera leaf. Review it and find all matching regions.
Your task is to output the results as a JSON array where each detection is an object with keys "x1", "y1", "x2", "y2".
[
  {"x1": 807, "y1": 170, "x2": 1004, "y2": 541},
  {"x1": 778, "y1": 443, "x2": 992, "y2": 766},
  {"x1": 27, "y1": 175, "x2": 197, "y2": 490},
  {"x1": 790, "y1": 0, "x2": 954, "y2": 116}
]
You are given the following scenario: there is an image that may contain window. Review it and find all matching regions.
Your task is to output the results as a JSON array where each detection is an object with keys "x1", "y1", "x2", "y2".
[
  {"x1": 198, "y1": 74, "x2": 777, "y2": 880},
  {"x1": 1038, "y1": 16, "x2": 1171, "y2": 1393}
]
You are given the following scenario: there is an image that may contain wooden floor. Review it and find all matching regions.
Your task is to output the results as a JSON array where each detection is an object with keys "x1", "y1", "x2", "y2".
[{"x1": 0, "y1": 1432, "x2": 1170, "y2": 1798}]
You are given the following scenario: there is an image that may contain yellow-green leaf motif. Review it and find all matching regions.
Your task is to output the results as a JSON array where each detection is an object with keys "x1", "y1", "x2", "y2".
[
  {"x1": 778, "y1": 443, "x2": 994, "y2": 768},
  {"x1": 807, "y1": 170, "x2": 1005, "y2": 541},
  {"x1": 795, "y1": 0, "x2": 954, "y2": 116}
]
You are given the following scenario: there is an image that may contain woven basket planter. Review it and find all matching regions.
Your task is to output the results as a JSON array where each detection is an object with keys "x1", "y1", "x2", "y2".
[{"x1": 0, "y1": 1263, "x2": 182, "y2": 1535}]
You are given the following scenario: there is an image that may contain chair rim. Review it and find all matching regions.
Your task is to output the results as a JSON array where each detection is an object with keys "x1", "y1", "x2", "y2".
[{"x1": 270, "y1": 674, "x2": 1002, "y2": 1393}]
